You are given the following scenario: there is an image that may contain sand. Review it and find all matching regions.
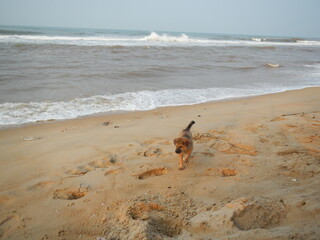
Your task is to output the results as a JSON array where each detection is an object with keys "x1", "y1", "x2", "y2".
[{"x1": 0, "y1": 87, "x2": 319, "y2": 240}]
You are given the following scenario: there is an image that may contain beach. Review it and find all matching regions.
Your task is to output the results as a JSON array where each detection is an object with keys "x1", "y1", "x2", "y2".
[{"x1": 0, "y1": 87, "x2": 319, "y2": 239}]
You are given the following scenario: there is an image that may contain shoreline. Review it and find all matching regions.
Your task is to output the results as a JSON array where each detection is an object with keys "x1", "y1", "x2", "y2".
[
  {"x1": 0, "y1": 86, "x2": 319, "y2": 239},
  {"x1": 1, "y1": 86, "x2": 319, "y2": 131}
]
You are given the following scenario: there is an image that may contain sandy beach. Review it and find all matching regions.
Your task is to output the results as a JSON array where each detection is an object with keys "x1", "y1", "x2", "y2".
[{"x1": 0, "y1": 87, "x2": 319, "y2": 239}]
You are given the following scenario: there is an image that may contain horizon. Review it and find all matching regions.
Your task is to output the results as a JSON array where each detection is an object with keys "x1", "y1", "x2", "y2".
[{"x1": 0, "y1": 0, "x2": 320, "y2": 39}]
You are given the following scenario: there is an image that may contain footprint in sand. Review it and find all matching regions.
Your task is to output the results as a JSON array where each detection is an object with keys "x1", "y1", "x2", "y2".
[
  {"x1": 205, "y1": 168, "x2": 238, "y2": 177},
  {"x1": 105, "y1": 166, "x2": 124, "y2": 175},
  {"x1": 53, "y1": 185, "x2": 88, "y2": 200},
  {"x1": 28, "y1": 181, "x2": 56, "y2": 191},
  {"x1": 220, "y1": 168, "x2": 237, "y2": 177},
  {"x1": 66, "y1": 154, "x2": 119, "y2": 176},
  {"x1": 211, "y1": 141, "x2": 257, "y2": 156},
  {"x1": 0, "y1": 195, "x2": 14, "y2": 205},
  {"x1": 137, "y1": 147, "x2": 162, "y2": 157},
  {"x1": 0, "y1": 215, "x2": 19, "y2": 238},
  {"x1": 243, "y1": 123, "x2": 267, "y2": 134},
  {"x1": 277, "y1": 148, "x2": 306, "y2": 156},
  {"x1": 195, "y1": 152, "x2": 215, "y2": 157},
  {"x1": 193, "y1": 132, "x2": 216, "y2": 143},
  {"x1": 143, "y1": 137, "x2": 171, "y2": 145},
  {"x1": 299, "y1": 135, "x2": 320, "y2": 144},
  {"x1": 277, "y1": 149, "x2": 320, "y2": 178},
  {"x1": 135, "y1": 167, "x2": 168, "y2": 180},
  {"x1": 90, "y1": 155, "x2": 117, "y2": 167},
  {"x1": 270, "y1": 116, "x2": 287, "y2": 122},
  {"x1": 66, "y1": 164, "x2": 94, "y2": 176}
]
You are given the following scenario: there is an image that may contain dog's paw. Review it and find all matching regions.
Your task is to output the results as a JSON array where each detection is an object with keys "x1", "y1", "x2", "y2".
[{"x1": 178, "y1": 166, "x2": 185, "y2": 170}]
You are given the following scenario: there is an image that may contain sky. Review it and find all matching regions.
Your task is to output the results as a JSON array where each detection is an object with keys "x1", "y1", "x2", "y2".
[{"x1": 0, "y1": 0, "x2": 319, "y2": 38}]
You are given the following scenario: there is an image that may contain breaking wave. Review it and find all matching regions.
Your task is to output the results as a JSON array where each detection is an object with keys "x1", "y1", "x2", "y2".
[
  {"x1": 142, "y1": 32, "x2": 190, "y2": 42},
  {"x1": 0, "y1": 86, "x2": 308, "y2": 126},
  {"x1": 1, "y1": 31, "x2": 320, "y2": 47}
]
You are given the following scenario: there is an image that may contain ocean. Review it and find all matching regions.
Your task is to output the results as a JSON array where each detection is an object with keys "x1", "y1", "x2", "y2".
[{"x1": 0, "y1": 25, "x2": 319, "y2": 126}]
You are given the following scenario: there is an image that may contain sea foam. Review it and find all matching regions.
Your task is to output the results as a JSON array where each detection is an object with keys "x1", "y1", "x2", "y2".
[
  {"x1": 0, "y1": 87, "x2": 304, "y2": 126},
  {"x1": 1, "y1": 32, "x2": 320, "y2": 47},
  {"x1": 141, "y1": 32, "x2": 190, "y2": 42}
]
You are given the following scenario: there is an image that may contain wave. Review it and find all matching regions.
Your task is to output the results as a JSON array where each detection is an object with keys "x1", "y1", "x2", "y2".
[
  {"x1": 141, "y1": 32, "x2": 190, "y2": 42},
  {"x1": 251, "y1": 38, "x2": 267, "y2": 42},
  {"x1": 250, "y1": 37, "x2": 320, "y2": 45},
  {"x1": 0, "y1": 86, "x2": 310, "y2": 126},
  {"x1": 296, "y1": 40, "x2": 320, "y2": 45},
  {"x1": 1, "y1": 32, "x2": 320, "y2": 47},
  {"x1": 251, "y1": 37, "x2": 300, "y2": 43}
]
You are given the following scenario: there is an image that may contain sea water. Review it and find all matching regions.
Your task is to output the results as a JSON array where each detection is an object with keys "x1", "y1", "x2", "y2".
[{"x1": 0, "y1": 25, "x2": 319, "y2": 126}]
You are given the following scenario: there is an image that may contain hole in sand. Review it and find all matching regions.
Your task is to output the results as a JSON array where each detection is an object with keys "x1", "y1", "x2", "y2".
[
  {"x1": 53, "y1": 186, "x2": 88, "y2": 200},
  {"x1": 128, "y1": 203, "x2": 165, "y2": 220},
  {"x1": 127, "y1": 202, "x2": 181, "y2": 237},
  {"x1": 231, "y1": 202, "x2": 286, "y2": 230},
  {"x1": 137, "y1": 167, "x2": 168, "y2": 180},
  {"x1": 147, "y1": 215, "x2": 182, "y2": 237}
]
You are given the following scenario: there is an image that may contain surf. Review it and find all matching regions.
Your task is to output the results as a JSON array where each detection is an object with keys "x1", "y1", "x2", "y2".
[{"x1": 0, "y1": 86, "x2": 311, "y2": 126}]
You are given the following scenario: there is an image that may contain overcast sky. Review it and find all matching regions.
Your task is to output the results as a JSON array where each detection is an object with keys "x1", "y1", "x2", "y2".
[{"x1": 0, "y1": 0, "x2": 319, "y2": 38}]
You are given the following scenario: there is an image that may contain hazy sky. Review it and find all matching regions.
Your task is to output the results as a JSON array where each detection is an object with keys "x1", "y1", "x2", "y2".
[{"x1": 0, "y1": 0, "x2": 319, "y2": 37}]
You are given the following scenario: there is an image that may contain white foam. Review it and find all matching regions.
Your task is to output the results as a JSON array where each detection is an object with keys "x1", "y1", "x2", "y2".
[
  {"x1": 1, "y1": 32, "x2": 319, "y2": 47},
  {"x1": 0, "y1": 87, "x2": 304, "y2": 126},
  {"x1": 141, "y1": 32, "x2": 190, "y2": 42},
  {"x1": 297, "y1": 40, "x2": 320, "y2": 46},
  {"x1": 251, "y1": 38, "x2": 266, "y2": 42}
]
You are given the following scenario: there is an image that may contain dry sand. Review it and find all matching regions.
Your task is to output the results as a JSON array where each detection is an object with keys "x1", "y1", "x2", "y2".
[{"x1": 0, "y1": 87, "x2": 320, "y2": 240}]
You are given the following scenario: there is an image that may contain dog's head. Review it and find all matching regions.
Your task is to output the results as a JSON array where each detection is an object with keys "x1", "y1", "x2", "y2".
[{"x1": 173, "y1": 137, "x2": 190, "y2": 154}]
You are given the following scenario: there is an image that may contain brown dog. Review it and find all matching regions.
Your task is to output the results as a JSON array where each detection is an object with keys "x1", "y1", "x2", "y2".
[{"x1": 173, "y1": 121, "x2": 195, "y2": 170}]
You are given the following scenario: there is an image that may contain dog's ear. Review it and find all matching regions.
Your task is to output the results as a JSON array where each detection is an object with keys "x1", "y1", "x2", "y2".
[{"x1": 183, "y1": 138, "x2": 190, "y2": 147}]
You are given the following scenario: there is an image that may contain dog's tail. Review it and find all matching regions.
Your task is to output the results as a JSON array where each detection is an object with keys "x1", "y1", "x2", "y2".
[{"x1": 184, "y1": 120, "x2": 195, "y2": 131}]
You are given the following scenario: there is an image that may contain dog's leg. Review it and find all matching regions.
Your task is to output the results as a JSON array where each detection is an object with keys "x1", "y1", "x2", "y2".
[
  {"x1": 179, "y1": 154, "x2": 185, "y2": 170},
  {"x1": 184, "y1": 152, "x2": 191, "y2": 164}
]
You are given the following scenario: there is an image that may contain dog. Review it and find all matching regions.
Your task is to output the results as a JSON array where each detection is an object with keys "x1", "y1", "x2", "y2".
[{"x1": 173, "y1": 121, "x2": 195, "y2": 170}]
